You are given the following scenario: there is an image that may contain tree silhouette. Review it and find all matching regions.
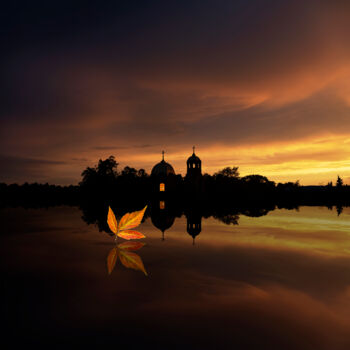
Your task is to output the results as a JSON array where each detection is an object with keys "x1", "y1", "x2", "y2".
[
  {"x1": 121, "y1": 166, "x2": 137, "y2": 177},
  {"x1": 137, "y1": 169, "x2": 148, "y2": 178},
  {"x1": 336, "y1": 175, "x2": 343, "y2": 188},
  {"x1": 97, "y1": 156, "x2": 119, "y2": 176},
  {"x1": 241, "y1": 174, "x2": 274, "y2": 186},
  {"x1": 80, "y1": 156, "x2": 118, "y2": 188},
  {"x1": 214, "y1": 166, "x2": 239, "y2": 178},
  {"x1": 242, "y1": 175, "x2": 262, "y2": 184}
]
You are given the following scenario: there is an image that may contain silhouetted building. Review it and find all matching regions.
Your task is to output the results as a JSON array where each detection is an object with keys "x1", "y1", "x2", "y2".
[
  {"x1": 151, "y1": 151, "x2": 177, "y2": 196},
  {"x1": 185, "y1": 146, "x2": 202, "y2": 193},
  {"x1": 150, "y1": 200, "x2": 175, "y2": 240},
  {"x1": 186, "y1": 210, "x2": 202, "y2": 245}
]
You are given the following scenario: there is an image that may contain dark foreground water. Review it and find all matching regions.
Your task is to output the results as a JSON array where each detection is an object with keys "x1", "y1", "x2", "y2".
[{"x1": 2, "y1": 206, "x2": 350, "y2": 349}]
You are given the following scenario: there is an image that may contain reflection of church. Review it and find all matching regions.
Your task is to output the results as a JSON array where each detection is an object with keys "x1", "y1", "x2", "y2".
[
  {"x1": 149, "y1": 200, "x2": 202, "y2": 244},
  {"x1": 151, "y1": 147, "x2": 202, "y2": 195},
  {"x1": 185, "y1": 210, "x2": 201, "y2": 245},
  {"x1": 150, "y1": 200, "x2": 175, "y2": 241}
]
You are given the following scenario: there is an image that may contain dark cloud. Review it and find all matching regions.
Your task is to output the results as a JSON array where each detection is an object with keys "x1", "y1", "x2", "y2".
[
  {"x1": 182, "y1": 90, "x2": 350, "y2": 146},
  {"x1": 93, "y1": 144, "x2": 153, "y2": 151},
  {"x1": 87, "y1": 88, "x2": 350, "y2": 149},
  {"x1": 71, "y1": 157, "x2": 88, "y2": 162},
  {"x1": 2, "y1": 0, "x2": 350, "y2": 183},
  {"x1": 0, "y1": 155, "x2": 66, "y2": 183}
]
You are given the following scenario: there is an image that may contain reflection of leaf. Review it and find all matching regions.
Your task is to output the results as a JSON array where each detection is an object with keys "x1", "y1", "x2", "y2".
[
  {"x1": 119, "y1": 249, "x2": 148, "y2": 276},
  {"x1": 107, "y1": 247, "x2": 118, "y2": 274},
  {"x1": 118, "y1": 241, "x2": 145, "y2": 251},
  {"x1": 106, "y1": 206, "x2": 148, "y2": 275},
  {"x1": 117, "y1": 230, "x2": 145, "y2": 240},
  {"x1": 106, "y1": 242, "x2": 147, "y2": 275},
  {"x1": 107, "y1": 206, "x2": 118, "y2": 234},
  {"x1": 118, "y1": 206, "x2": 147, "y2": 232}
]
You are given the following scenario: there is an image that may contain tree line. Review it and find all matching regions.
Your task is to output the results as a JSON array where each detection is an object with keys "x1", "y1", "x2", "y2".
[{"x1": 0, "y1": 155, "x2": 349, "y2": 206}]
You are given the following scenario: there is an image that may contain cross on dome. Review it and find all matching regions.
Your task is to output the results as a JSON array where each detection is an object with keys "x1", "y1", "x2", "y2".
[{"x1": 151, "y1": 150, "x2": 175, "y2": 177}]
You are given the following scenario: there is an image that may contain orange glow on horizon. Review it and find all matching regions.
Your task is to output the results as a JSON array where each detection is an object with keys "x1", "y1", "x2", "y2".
[{"x1": 77, "y1": 134, "x2": 349, "y2": 186}]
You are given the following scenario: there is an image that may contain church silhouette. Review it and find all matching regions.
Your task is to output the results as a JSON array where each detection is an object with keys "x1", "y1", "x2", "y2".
[
  {"x1": 149, "y1": 198, "x2": 202, "y2": 244},
  {"x1": 151, "y1": 147, "x2": 202, "y2": 195}
]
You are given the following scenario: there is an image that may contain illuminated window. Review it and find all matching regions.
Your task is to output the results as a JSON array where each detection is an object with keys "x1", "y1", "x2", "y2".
[
  {"x1": 160, "y1": 183, "x2": 165, "y2": 191},
  {"x1": 160, "y1": 201, "x2": 165, "y2": 209}
]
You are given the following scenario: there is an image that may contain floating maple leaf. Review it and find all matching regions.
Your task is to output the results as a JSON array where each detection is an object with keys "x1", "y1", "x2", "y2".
[
  {"x1": 106, "y1": 206, "x2": 148, "y2": 275},
  {"x1": 107, "y1": 241, "x2": 147, "y2": 275},
  {"x1": 107, "y1": 206, "x2": 147, "y2": 240}
]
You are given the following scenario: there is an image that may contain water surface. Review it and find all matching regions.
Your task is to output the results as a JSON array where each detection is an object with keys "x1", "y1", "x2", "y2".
[{"x1": 1, "y1": 206, "x2": 350, "y2": 349}]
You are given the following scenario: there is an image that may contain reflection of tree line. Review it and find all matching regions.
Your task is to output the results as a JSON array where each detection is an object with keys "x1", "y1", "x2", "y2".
[
  {"x1": 328, "y1": 204, "x2": 344, "y2": 216},
  {"x1": 79, "y1": 200, "x2": 349, "y2": 244},
  {"x1": 79, "y1": 200, "x2": 192, "y2": 240}
]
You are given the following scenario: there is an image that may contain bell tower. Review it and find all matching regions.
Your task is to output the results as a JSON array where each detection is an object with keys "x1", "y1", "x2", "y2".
[
  {"x1": 185, "y1": 146, "x2": 202, "y2": 193},
  {"x1": 186, "y1": 214, "x2": 202, "y2": 245},
  {"x1": 186, "y1": 146, "x2": 201, "y2": 178}
]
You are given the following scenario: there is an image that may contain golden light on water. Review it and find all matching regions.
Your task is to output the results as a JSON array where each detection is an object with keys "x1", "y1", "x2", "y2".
[{"x1": 145, "y1": 206, "x2": 350, "y2": 258}]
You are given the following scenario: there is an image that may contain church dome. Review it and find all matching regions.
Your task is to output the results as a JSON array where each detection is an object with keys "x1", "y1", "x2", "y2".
[
  {"x1": 151, "y1": 152, "x2": 175, "y2": 176},
  {"x1": 187, "y1": 147, "x2": 201, "y2": 165},
  {"x1": 151, "y1": 212, "x2": 175, "y2": 233},
  {"x1": 187, "y1": 153, "x2": 201, "y2": 164},
  {"x1": 151, "y1": 160, "x2": 175, "y2": 176}
]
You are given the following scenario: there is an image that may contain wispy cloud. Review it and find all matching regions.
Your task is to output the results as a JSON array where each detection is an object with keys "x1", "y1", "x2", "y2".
[{"x1": 2, "y1": 1, "x2": 350, "y2": 184}]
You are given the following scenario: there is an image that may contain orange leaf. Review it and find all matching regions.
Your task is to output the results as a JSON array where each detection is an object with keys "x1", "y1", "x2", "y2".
[
  {"x1": 118, "y1": 212, "x2": 130, "y2": 230},
  {"x1": 118, "y1": 206, "x2": 147, "y2": 231},
  {"x1": 117, "y1": 230, "x2": 145, "y2": 240},
  {"x1": 118, "y1": 241, "x2": 145, "y2": 251},
  {"x1": 119, "y1": 249, "x2": 148, "y2": 276},
  {"x1": 107, "y1": 247, "x2": 118, "y2": 274},
  {"x1": 107, "y1": 206, "x2": 118, "y2": 234}
]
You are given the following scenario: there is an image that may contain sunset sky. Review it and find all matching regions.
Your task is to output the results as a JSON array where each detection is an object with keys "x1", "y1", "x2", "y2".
[{"x1": 2, "y1": 0, "x2": 350, "y2": 185}]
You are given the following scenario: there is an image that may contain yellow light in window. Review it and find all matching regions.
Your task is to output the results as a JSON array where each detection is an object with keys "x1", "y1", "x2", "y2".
[
  {"x1": 160, "y1": 183, "x2": 165, "y2": 191},
  {"x1": 160, "y1": 201, "x2": 165, "y2": 209}
]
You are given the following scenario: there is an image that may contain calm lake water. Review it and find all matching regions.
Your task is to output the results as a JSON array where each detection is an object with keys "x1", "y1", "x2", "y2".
[{"x1": 2, "y1": 205, "x2": 350, "y2": 349}]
